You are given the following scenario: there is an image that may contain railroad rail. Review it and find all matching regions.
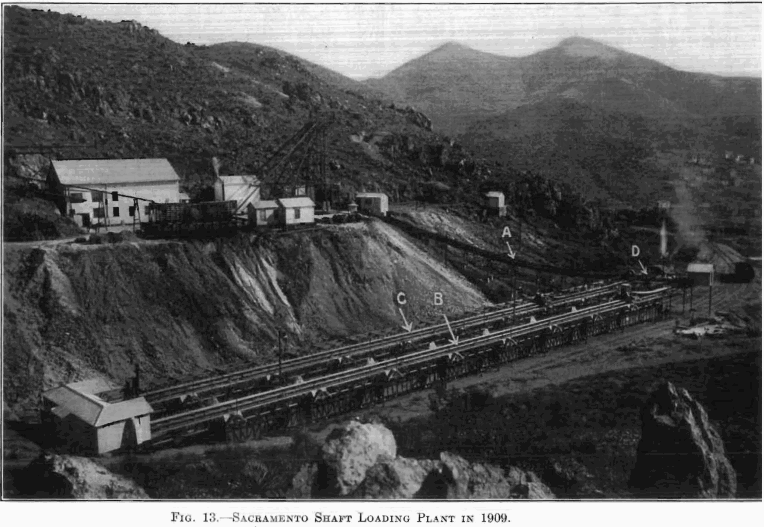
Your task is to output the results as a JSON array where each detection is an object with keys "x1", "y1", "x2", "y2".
[
  {"x1": 142, "y1": 281, "x2": 627, "y2": 410},
  {"x1": 149, "y1": 287, "x2": 669, "y2": 444}
]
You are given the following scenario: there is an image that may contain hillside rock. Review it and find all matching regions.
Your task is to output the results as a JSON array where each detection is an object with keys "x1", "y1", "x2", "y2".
[
  {"x1": 289, "y1": 420, "x2": 555, "y2": 499},
  {"x1": 628, "y1": 381, "x2": 737, "y2": 498},
  {"x1": 18, "y1": 453, "x2": 149, "y2": 499}
]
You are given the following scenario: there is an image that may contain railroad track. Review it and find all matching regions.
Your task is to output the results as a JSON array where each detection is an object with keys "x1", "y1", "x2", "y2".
[
  {"x1": 151, "y1": 288, "x2": 665, "y2": 439},
  {"x1": 142, "y1": 281, "x2": 627, "y2": 408}
]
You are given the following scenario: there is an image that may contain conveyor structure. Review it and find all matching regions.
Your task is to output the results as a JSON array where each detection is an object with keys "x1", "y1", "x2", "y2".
[
  {"x1": 142, "y1": 282, "x2": 628, "y2": 414},
  {"x1": 148, "y1": 286, "x2": 670, "y2": 446}
]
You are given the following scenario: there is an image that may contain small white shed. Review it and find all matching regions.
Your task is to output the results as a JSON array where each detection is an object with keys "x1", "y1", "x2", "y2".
[
  {"x1": 355, "y1": 193, "x2": 389, "y2": 216},
  {"x1": 484, "y1": 191, "x2": 507, "y2": 217},
  {"x1": 252, "y1": 200, "x2": 279, "y2": 227},
  {"x1": 277, "y1": 196, "x2": 315, "y2": 226},
  {"x1": 687, "y1": 263, "x2": 714, "y2": 286},
  {"x1": 41, "y1": 380, "x2": 153, "y2": 455}
]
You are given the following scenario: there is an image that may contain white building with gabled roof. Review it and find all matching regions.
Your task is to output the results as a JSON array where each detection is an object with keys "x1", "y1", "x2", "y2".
[
  {"x1": 48, "y1": 158, "x2": 181, "y2": 229},
  {"x1": 213, "y1": 174, "x2": 260, "y2": 214},
  {"x1": 277, "y1": 196, "x2": 315, "y2": 226},
  {"x1": 41, "y1": 379, "x2": 153, "y2": 455}
]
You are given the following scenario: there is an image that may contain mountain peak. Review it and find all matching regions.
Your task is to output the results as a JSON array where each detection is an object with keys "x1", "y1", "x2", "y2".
[
  {"x1": 557, "y1": 36, "x2": 622, "y2": 60},
  {"x1": 426, "y1": 41, "x2": 477, "y2": 58}
]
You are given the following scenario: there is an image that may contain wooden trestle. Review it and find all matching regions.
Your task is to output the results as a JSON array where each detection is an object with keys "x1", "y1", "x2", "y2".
[{"x1": 219, "y1": 293, "x2": 669, "y2": 443}]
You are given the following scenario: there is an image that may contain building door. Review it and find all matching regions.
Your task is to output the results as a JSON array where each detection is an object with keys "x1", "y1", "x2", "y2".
[
  {"x1": 79, "y1": 213, "x2": 91, "y2": 228},
  {"x1": 121, "y1": 417, "x2": 138, "y2": 451}
]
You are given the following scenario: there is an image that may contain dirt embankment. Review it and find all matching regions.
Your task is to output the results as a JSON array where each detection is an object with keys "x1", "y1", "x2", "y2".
[{"x1": 3, "y1": 221, "x2": 488, "y2": 415}]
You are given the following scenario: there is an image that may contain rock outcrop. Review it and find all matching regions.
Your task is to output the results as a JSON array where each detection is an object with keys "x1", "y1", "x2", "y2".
[
  {"x1": 320, "y1": 420, "x2": 397, "y2": 496},
  {"x1": 18, "y1": 453, "x2": 149, "y2": 499},
  {"x1": 289, "y1": 421, "x2": 555, "y2": 499},
  {"x1": 628, "y1": 381, "x2": 737, "y2": 498}
]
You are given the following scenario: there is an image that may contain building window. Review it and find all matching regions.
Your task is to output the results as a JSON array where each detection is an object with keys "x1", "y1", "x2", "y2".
[
  {"x1": 111, "y1": 191, "x2": 119, "y2": 202},
  {"x1": 258, "y1": 210, "x2": 267, "y2": 221},
  {"x1": 91, "y1": 191, "x2": 103, "y2": 202},
  {"x1": 128, "y1": 206, "x2": 135, "y2": 217},
  {"x1": 93, "y1": 207, "x2": 105, "y2": 218},
  {"x1": 113, "y1": 207, "x2": 120, "y2": 217},
  {"x1": 69, "y1": 192, "x2": 85, "y2": 202},
  {"x1": 294, "y1": 208, "x2": 301, "y2": 219}
]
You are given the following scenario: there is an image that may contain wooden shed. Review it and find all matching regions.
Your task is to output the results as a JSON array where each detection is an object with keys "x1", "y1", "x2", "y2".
[
  {"x1": 41, "y1": 380, "x2": 153, "y2": 455},
  {"x1": 355, "y1": 192, "x2": 389, "y2": 216},
  {"x1": 213, "y1": 175, "x2": 260, "y2": 214},
  {"x1": 687, "y1": 263, "x2": 714, "y2": 286},
  {"x1": 251, "y1": 200, "x2": 279, "y2": 227},
  {"x1": 484, "y1": 191, "x2": 507, "y2": 217},
  {"x1": 277, "y1": 196, "x2": 315, "y2": 226}
]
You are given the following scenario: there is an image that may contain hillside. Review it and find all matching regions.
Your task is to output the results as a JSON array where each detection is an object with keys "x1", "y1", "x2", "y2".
[
  {"x1": 368, "y1": 37, "x2": 761, "y2": 136},
  {"x1": 3, "y1": 223, "x2": 488, "y2": 416},
  {"x1": 366, "y1": 42, "x2": 524, "y2": 134},
  {"x1": 2, "y1": 6, "x2": 483, "y2": 200},
  {"x1": 367, "y1": 37, "x2": 761, "y2": 206}
]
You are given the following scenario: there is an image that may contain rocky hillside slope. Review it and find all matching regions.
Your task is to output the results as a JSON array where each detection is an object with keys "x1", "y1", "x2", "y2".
[
  {"x1": 3, "y1": 221, "x2": 487, "y2": 415},
  {"x1": 3, "y1": 6, "x2": 490, "y2": 201}
]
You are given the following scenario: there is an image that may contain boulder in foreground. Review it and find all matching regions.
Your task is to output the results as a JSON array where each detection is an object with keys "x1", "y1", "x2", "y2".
[{"x1": 629, "y1": 381, "x2": 737, "y2": 498}]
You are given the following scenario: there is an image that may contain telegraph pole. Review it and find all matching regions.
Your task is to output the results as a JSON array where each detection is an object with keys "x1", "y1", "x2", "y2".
[{"x1": 277, "y1": 330, "x2": 284, "y2": 384}]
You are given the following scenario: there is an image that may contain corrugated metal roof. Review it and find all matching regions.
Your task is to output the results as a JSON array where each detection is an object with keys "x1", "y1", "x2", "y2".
[
  {"x1": 356, "y1": 192, "x2": 388, "y2": 199},
  {"x1": 52, "y1": 159, "x2": 179, "y2": 186},
  {"x1": 278, "y1": 197, "x2": 315, "y2": 208},
  {"x1": 485, "y1": 191, "x2": 505, "y2": 198},
  {"x1": 253, "y1": 200, "x2": 279, "y2": 209},
  {"x1": 43, "y1": 384, "x2": 152, "y2": 427},
  {"x1": 687, "y1": 263, "x2": 714, "y2": 273}
]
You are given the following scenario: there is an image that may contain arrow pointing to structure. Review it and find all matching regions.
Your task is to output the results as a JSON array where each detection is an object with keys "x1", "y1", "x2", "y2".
[
  {"x1": 398, "y1": 308, "x2": 413, "y2": 333},
  {"x1": 638, "y1": 260, "x2": 648, "y2": 275},
  {"x1": 443, "y1": 314, "x2": 459, "y2": 345},
  {"x1": 506, "y1": 241, "x2": 516, "y2": 259}
]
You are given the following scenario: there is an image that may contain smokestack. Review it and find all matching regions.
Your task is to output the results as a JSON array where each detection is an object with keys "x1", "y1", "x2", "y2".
[
  {"x1": 660, "y1": 220, "x2": 668, "y2": 258},
  {"x1": 133, "y1": 363, "x2": 140, "y2": 397},
  {"x1": 211, "y1": 156, "x2": 221, "y2": 179}
]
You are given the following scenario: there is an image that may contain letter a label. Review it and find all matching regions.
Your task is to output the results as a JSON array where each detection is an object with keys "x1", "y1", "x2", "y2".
[{"x1": 502, "y1": 226, "x2": 512, "y2": 239}]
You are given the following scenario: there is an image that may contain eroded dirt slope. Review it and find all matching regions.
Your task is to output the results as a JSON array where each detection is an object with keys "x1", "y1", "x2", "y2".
[{"x1": 3, "y1": 221, "x2": 488, "y2": 414}]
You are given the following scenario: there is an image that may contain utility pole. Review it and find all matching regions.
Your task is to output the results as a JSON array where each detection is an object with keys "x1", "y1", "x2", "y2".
[
  {"x1": 512, "y1": 261, "x2": 518, "y2": 323},
  {"x1": 708, "y1": 281, "x2": 713, "y2": 317},
  {"x1": 277, "y1": 330, "x2": 284, "y2": 385},
  {"x1": 690, "y1": 285, "x2": 694, "y2": 315}
]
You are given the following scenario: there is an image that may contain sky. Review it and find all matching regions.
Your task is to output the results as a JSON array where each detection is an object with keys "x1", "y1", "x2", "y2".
[{"x1": 19, "y1": 2, "x2": 763, "y2": 79}]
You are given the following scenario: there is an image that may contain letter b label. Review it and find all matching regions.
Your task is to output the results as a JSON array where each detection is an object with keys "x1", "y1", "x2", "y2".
[{"x1": 433, "y1": 292, "x2": 443, "y2": 306}]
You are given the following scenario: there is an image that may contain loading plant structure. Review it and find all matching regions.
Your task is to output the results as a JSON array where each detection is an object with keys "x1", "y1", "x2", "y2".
[
  {"x1": 355, "y1": 192, "x2": 389, "y2": 217},
  {"x1": 41, "y1": 379, "x2": 153, "y2": 455},
  {"x1": 48, "y1": 158, "x2": 182, "y2": 229}
]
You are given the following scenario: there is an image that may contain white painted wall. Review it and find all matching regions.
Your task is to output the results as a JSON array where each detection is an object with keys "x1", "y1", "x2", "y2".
[{"x1": 65, "y1": 182, "x2": 180, "y2": 226}]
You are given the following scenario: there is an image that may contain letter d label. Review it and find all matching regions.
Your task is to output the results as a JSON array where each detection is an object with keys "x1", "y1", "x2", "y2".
[{"x1": 631, "y1": 245, "x2": 640, "y2": 257}]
